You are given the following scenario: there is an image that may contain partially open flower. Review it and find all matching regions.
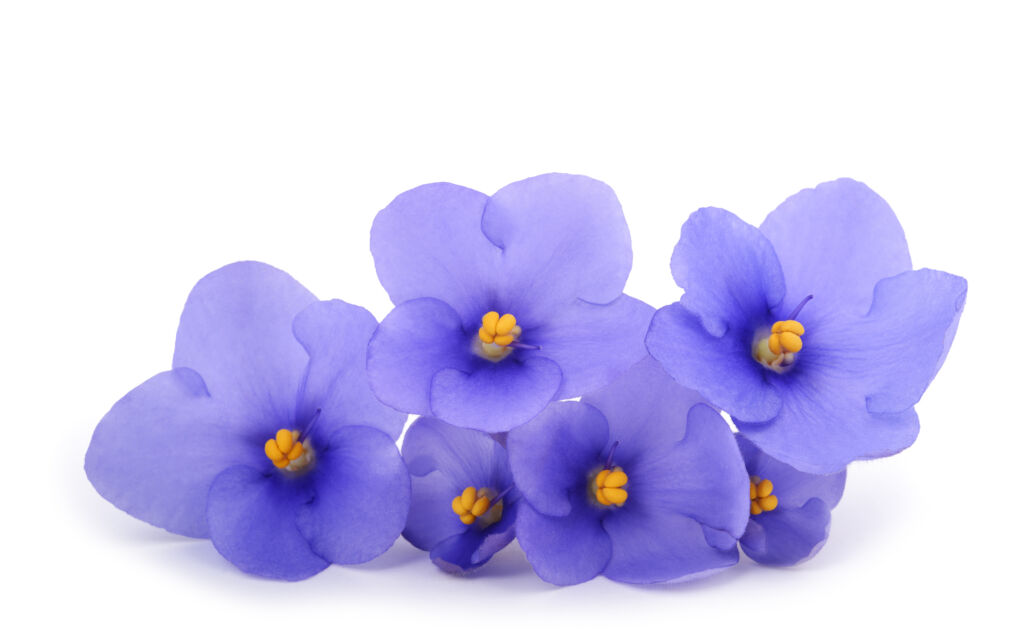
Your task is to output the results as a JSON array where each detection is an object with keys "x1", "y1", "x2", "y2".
[
  {"x1": 736, "y1": 434, "x2": 847, "y2": 566},
  {"x1": 402, "y1": 418, "x2": 519, "y2": 574},
  {"x1": 85, "y1": 262, "x2": 410, "y2": 580}
]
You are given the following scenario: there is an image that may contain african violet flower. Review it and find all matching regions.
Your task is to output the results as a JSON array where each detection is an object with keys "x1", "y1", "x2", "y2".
[
  {"x1": 401, "y1": 417, "x2": 519, "y2": 573},
  {"x1": 367, "y1": 173, "x2": 653, "y2": 432},
  {"x1": 507, "y1": 358, "x2": 749, "y2": 585},
  {"x1": 85, "y1": 262, "x2": 410, "y2": 580},
  {"x1": 737, "y1": 434, "x2": 846, "y2": 566},
  {"x1": 646, "y1": 179, "x2": 967, "y2": 473}
]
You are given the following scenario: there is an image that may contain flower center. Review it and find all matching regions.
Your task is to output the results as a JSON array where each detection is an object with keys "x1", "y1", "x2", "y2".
[
  {"x1": 591, "y1": 466, "x2": 629, "y2": 507},
  {"x1": 749, "y1": 476, "x2": 778, "y2": 515},
  {"x1": 451, "y1": 486, "x2": 504, "y2": 528},
  {"x1": 474, "y1": 311, "x2": 522, "y2": 362},
  {"x1": 752, "y1": 294, "x2": 813, "y2": 373},
  {"x1": 264, "y1": 428, "x2": 315, "y2": 473}
]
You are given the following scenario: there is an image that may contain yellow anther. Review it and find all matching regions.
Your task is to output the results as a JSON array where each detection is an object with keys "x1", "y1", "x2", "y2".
[
  {"x1": 475, "y1": 311, "x2": 523, "y2": 361},
  {"x1": 768, "y1": 319, "x2": 805, "y2": 356},
  {"x1": 481, "y1": 311, "x2": 499, "y2": 336},
  {"x1": 749, "y1": 477, "x2": 779, "y2": 515},
  {"x1": 460, "y1": 487, "x2": 478, "y2": 512},
  {"x1": 451, "y1": 486, "x2": 503, "y2": 527},
  {"x1": 471, "y1": 496, "x2": 491, "y2": 517},
  {"x1": 592, "y1": 467, "x2": 629, "y2": 507},
  {"x1": 275, "y1": 428, "x2": 293, "y2": 454},
  {"x1": 264, "y1": 429, "x2": 313, "y2": 472},
  {"x1": 495, "y1": 313, "x2": 517, "y2": 335}
]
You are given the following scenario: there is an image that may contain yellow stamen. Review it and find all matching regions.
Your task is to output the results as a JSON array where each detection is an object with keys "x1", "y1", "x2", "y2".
[
  {"x1": 749, "y1": 477, "x2": 779, "y2": 515},
  {"x1": 753, "y1": 319, "x2": 806, "y2": 371},
  {"x1": 591, "y1": 466, "x2": 629, "y2": 507},
  {"x1": 474, "y1": 310, "x2": 523, "y2": 362},
  {"x1": 263, "y1": 429, "x2": 314, "y2": 472},
  {"x1": 451, "y1": 486, "x2": 504, "y2": 527}
]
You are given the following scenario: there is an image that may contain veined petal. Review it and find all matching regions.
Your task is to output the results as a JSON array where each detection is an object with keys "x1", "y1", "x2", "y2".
[
  {"x1": 366, "y1": 298, "x2": 477, "y2": 416},
  {"x1": 293, "y1": 300, "x2": 406, "y2": 440},
  {"x1": 85, "y1": 369, "x2": 265, "y2": 538},
  {"x1": 602, "y1": 508, "x2": 738, "y2": 583},
  {"x1": 206, "y1": 465, "x2": 328, "y2": 581},
  {"x1": 670, "y1": 207, "x2": 785, "y2": 338},
  {"x1": 370, "y1": 182, "x2": 501, "y2": 327},
  {"x1": 296, "y1": 425, "x2": 409, "y2": 565},
  {"x1": 530, "y1": 295, "x2": 654, "y2": 399},
  {"x1": 625, "y1": 404, "x2": 750, "y2": 539},
  {"x1": 516, "y1": 492, "x2": 611, "y2": 586},
  {"x1": 481, "y1": 173, "x2": 632, "y2": 321},
  {"x1": 429, "y1": 356, "x2": 562, "y2": 432},
  {"x1": 172, "y1": 262, "x2": 316, "y2": 430},
  {"x1": 739, "y1": 269, "x2": 966, "y2": 472},
  {"x1": 740, "y1": 498, "x2": 832, "y2": 566},
  {"x1": 507, "y1": 401, "x2": 609, "y2": 517},
  {"x1": 646, "y1": 303, "x2": 781, "y2": 422},
  {"x1": 761, "y1": 178, "x2": 912, "y2": 318}
]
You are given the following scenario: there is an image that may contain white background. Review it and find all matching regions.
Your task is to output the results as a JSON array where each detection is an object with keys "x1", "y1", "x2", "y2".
[{"x1": 2, "y1": 2, "x2": 1021, "y2": 640}]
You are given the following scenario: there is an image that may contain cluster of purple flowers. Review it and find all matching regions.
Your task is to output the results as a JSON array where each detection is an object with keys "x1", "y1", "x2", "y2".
[{"x1": 86, "y1": 174, "x2": 966, "y2": 584}]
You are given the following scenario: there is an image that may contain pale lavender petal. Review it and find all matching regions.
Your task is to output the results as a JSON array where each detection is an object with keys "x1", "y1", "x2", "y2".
[
  {"x1": 85, "y1": 369, "x2": 266, "y2": 538},
  {"x1": 293, "y1": 300, "x2": 406, "y2": 440},
  {"x1": 530, "y1": 295, "x2": 654, "y2": 399},
  {"x1": 760, "y1": 178, "x2": 912, "y2": 318},
  {"x1": 173, "y1": 262, "x2": 317, "y2": 430}
]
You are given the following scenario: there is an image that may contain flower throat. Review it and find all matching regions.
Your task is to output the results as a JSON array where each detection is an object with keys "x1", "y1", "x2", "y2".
[{"x1": 753, "y1": 295, "x2": 813, "y2": 373}]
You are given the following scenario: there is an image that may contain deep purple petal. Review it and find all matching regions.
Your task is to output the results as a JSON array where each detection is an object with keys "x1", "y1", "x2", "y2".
[
  {"x1": 366, "y1": 298, "x2": 476, "y2": 416},
  {"x1": 670, "y1": 207, "x2": 785, "y2": 337},
  {"x1": 739, "y1": 269, "x2": 965, "y2": 473},
  {"x1": 401, "y1": 417, "x2": 514, "y2": 551},
  {"x1": 602, "y1": 508, "x2": 738, "y2": 583},
  {"x1": 85, "y1": 369, "x2": 266, "y2": 538},
  {"x1": 481, "y1": 173, "x2": 632, "y2": 321},
  {"x1": 624, "y1": 404, "x2": 751, "y2": 538},
  {"x1": 646, "y1": 303, "x2": 781, "y2": 422},
  {"x1": 530, "y1": 295, "x2": 654, "y2": 399},
  {"x1": 507, "y1": 401, "x2": 609, "y2": 517},
  {"x1": 760, "y1": 178, "x2": 912, "y2": 318},
  {"x1": 737, "y1": 434, "x2": 846, "y2": 510},
  {"x1": 295, "y1": 425, "x2": 409, "y2": 565},
  {"x1": 293, "y1": 300, "x2": 406, "y2": 440},
  {"x1": 470, "y1": 499, "x2": 518, "y2": 565},
  {"x1": 172, "y1": 262, "x2": 317, "y2": 431},
  {"x1": 206, "y1": 465, "x2": 328, "y2": 581},
  {"x1": 516, "y1": 494, "x2": 611, "y2": 586},
  {"x1": 740, "y1": 498, "x2": 832, "y2": 566},
  {"x1": 429, "y1": 356, "x2": 562, "y2": 432},
  {"x1": 370, "y1": 182, "x2": 501, "y2": 327},
  {"x1": 428, "y1": 500, "x2": 519, "y2": 574}
]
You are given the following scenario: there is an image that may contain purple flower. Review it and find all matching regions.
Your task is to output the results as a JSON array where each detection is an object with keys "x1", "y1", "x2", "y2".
[
  {"x1": 85, "y1": 262, "x2": 410, "y2": 581},
  {"x1": 646, "y1": 179, "x2": 967, "y2": 473},
  {"x1": 367, "y1": 173, "x2": 653, "y2": 432},
  {"x1": 507, "y1": 358, "x2": 749, "y2": 585},
  {"x1": 737, "y1": 434, "x2": 846, "y2": 566},
  {"x1": 401, "y1": 418, "x2": 519, "y2": 574}
]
